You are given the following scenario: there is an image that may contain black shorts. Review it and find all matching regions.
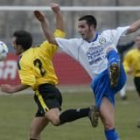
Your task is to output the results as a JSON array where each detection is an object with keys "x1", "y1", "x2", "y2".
[
  {"x1": 34, "y1": 84, "x2": 62, "y2": 117},
  {"x1": 134, "y1": 77, "x2": 140, "y2": 93}
]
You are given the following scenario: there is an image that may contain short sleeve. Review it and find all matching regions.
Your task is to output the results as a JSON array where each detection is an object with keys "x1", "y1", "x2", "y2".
[
  {"x1": 56, "y1": 38, "x2": 83, "y2": 60},
  {"x1": 54, "y1": 29, "x2": 66, "y2": 38},
  {"x1": 102, "y1": 26, "x2": 130, "y2": 46},
  {"x1": 38, "y1": 29, "x2": 66, "y2": 58}
]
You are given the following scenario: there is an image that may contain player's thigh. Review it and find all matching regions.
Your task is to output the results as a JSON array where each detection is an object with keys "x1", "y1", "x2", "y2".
[
  {"x1": 30, "y1": 116, "x2": 49, "y2": 138},
  {"x1": 99, "y1": 97, "x2": 115, "y2": 130},
  {"x1": 34, "y1": 84, "x2": 62, "y2": 115}
]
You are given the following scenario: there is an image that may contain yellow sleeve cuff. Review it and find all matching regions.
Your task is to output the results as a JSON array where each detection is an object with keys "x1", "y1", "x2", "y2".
[{"x1": 54, "y1": 29, "x2": 66, "y2": 38}]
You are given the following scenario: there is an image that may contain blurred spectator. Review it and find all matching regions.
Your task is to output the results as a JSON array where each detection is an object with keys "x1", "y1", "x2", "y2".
[
  {"x1": 123, "y1": 35, "x2": 140, "y2": 128},
  {"x1": 117, "y1": 41, "x2": 135, "y2": 100}
]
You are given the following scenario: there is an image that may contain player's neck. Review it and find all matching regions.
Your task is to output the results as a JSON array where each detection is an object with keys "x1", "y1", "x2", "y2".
[{"x1": 88, "y1": 32, "x2": 98, "y2": 42}]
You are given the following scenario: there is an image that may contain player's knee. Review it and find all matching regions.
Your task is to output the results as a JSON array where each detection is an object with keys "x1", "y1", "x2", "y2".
[
  {"x1": 45, "y1": 108, "x2": 61, "y2": 126},
  {"x1": 51, "y1": 115, "x2": 61, "y2": 126},
  {"x1": 103, "y1": 120, "x2": 114, "y2": 130},
  {"x1": 45, "y1": 113, "x2": 60, "y2": 126}
]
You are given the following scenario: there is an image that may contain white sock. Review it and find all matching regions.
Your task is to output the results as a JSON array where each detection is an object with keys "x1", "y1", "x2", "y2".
[{"x1": 120, "y1": 85, "x2": 126, "y2": 97}]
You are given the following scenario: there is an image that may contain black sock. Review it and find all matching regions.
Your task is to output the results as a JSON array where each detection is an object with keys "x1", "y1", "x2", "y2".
[{"x1": 59, "y1": 108, "x2": 90, "y2": 125}]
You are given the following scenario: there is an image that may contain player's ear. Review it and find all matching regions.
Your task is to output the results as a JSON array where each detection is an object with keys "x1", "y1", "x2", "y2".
[
  {"x1": 90, "y1": 24, "x2": 95, "y2": 30},
  {"x1": 17, "y1": 45, "x2": 24, "y2": 52}
]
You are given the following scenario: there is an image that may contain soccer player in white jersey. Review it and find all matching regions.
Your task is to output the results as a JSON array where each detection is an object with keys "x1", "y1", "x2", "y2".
[{"x1": 35, "y1": 11, "x2": 140, "y2": 140}]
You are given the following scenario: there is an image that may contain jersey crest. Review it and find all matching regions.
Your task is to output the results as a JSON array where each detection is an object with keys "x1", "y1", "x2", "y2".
[{"x1": 99, "y1": 37, "x2": 106, "y2": 44}]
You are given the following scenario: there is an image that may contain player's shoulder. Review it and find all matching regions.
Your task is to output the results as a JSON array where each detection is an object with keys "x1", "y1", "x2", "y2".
[
  {"x1": 126, "y1": 48, "x2": 137, "y2": 56},
  {"x1": 70, "y1": 37, "x2": 83, "y2": 42},
  {"x1": 33, "y1": 41, "x2": 54, "y2": 53},
  {"x1": 20, "y1": 48, "x2": 34, "y2": 63},
  {"x1": 38, "y1": 41, "x2": 50, "y2": 48},
  {"x1": 17, "y1": 53, "x2": 30, "y2": 70},
  {"x1": 56, "y1": 37, "x2": 83, "y2": 46},
  {"x1": 101, "y1": 26, "x2": 129, "y2": 34},
  {"x1": 101, "y1": 28, "x2": 117, "y2": 36},
  {"x1": 70, "y1": 38, "x2": 84, "y2": 47},
  {"x1": 100, "y1": 29, "x2": 113, "y2": 38}
]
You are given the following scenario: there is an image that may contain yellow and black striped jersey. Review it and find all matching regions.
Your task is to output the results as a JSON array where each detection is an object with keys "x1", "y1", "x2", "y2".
[
  {"x1": 123, "y1": 48, "x2": 140, "y2": 77},
  {"x1": 18, "y1": 29, "x2": 65, "y2": 90}
]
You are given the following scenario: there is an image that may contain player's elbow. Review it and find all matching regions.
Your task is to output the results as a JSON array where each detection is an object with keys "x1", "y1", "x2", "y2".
[{"x1": 48, "y1": 37, "x2": 57, "y2": 45}]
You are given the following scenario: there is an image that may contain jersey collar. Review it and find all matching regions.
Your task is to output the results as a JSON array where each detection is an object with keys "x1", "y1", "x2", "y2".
[{"x1": 91, "y1": 33, "x2": 98, "y2": 42}]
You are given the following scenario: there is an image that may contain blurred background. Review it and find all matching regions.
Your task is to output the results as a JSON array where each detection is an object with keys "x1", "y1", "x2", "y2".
[
  {"x1": 0, "y1": 0, "x2": 139, "y2": 88},
  {"x1": 0, "y1": 1, "x2": 140, "y2": 140},
  {"x1": 0, "y1": 0, "x2": 140, "y2": 47}
]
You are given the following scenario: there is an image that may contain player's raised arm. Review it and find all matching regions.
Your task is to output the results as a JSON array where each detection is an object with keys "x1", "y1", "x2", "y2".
[
  {"x1": 34, "y1": 10, "x2": 57, "y2": 45},
  {"x1": 51, "y1": 3, "x2": 64, "y2": 32},
  {"x1": 127, "y1": 19, "x2": 140, "y2": 34}
]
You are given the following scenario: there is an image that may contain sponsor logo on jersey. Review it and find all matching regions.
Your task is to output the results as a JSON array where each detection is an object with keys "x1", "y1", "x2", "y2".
[{"x1": 87, "y1": 46, "x2": 106, "y2": 65}]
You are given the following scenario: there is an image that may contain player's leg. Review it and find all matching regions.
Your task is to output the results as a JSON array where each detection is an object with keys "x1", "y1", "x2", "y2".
[
  {"x1": 99, "y1": 97, "x2": 119, "y2": 140},
  {"x1": 37, "y1": 84, "x2": 93, "y2": 126},
  {"x1": 100, "y1": 64, "x2": 126, "y2": 140},
  {"x1": 59, "y1": 106, "x2": 94, "y2": 125},
  {"x1": 107, "y1": 48, "x2": 120, "y2": 87},
  {"x1": 30, "y1": 116, "x2": 49, "y2": 140},
  {"x1": 45, "y1": 104, "x2": 95, "y2": 126},
  {"x1": 134, "y1": 77, "x2": 140, "y2": 97},
  {"x1": 90, "y1": 70, "x2": 111, "y2": 128},
  {"x1": 34, "y1": 84, "x2": 62, "y2": 126},
  {"x1": 119, "y1": 84, "x2": 127, "y2": 100},
  {"x1": 133, "y1": 77, "x2": 140, "y2": 128},
  {"x1": 30, "y1": 91, "x2": 52, "y2": 140}
]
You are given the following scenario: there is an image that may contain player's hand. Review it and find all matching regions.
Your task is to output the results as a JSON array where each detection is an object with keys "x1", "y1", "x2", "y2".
[
  {"x1": 1, "y1": 84, "x2": 15, "y2": 94},
  {"x1": 50, "y1": 3, "x2": 60, "y2": 14},
  {"x1": 34, "y1": 10, "x2": 45, "y2": 22}
]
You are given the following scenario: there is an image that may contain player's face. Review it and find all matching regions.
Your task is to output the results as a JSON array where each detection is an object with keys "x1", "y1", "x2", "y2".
[
  {"x1": 135, "y1": 35, "x2": 140, "y2": 49},
  {"x1": 78, "y1": 20, "x2": 95, "y2": 41},
  {"x1": 12, "y1": 37, "x2": 23, "y2": 55}
]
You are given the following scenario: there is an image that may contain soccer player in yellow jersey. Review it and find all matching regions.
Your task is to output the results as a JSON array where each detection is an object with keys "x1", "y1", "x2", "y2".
[
  {"x1": 1, "y1": 3, "x2": 97, "y2": 140},
  {"x1": 123, "y1": 34, "x2": 140, "y2": 128}
]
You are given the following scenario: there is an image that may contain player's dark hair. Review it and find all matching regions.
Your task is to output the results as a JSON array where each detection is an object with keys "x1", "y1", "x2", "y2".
[
  {"x1": 79, "y1": 15, "x2": 97, "y2": 29},
  {"x1": 13, "y1": 30, "x2": 33, "y2": 50}
]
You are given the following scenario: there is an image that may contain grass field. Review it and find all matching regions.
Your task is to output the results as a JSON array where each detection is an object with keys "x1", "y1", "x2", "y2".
[{"x1": 0, "y1": 89, "x2": 140, "y2": 140}]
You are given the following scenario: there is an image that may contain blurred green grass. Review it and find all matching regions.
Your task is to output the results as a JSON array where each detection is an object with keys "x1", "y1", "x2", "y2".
[{"x1": 0, "y1": 90, "x2": 140, "y2": 140}]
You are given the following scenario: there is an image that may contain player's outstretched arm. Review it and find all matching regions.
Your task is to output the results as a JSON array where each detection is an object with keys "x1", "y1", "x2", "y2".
[
  {"x1": 1, "y1": 84, "x2": 29, "y2": 94},
  {"x1": 127, "y1": 19, "x2": 140, "y2": 34},
  {"x1": 34, "y1": 10, "x2": 58, "y2": 45},
  {"x1": 51, "y1": 3, "x2": 64, "y2": 31}
]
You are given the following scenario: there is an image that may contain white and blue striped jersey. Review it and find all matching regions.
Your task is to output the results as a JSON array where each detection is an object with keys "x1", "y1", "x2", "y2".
[{"x1": 56, "y1": 26, "x2": 129, "y2": 79}]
